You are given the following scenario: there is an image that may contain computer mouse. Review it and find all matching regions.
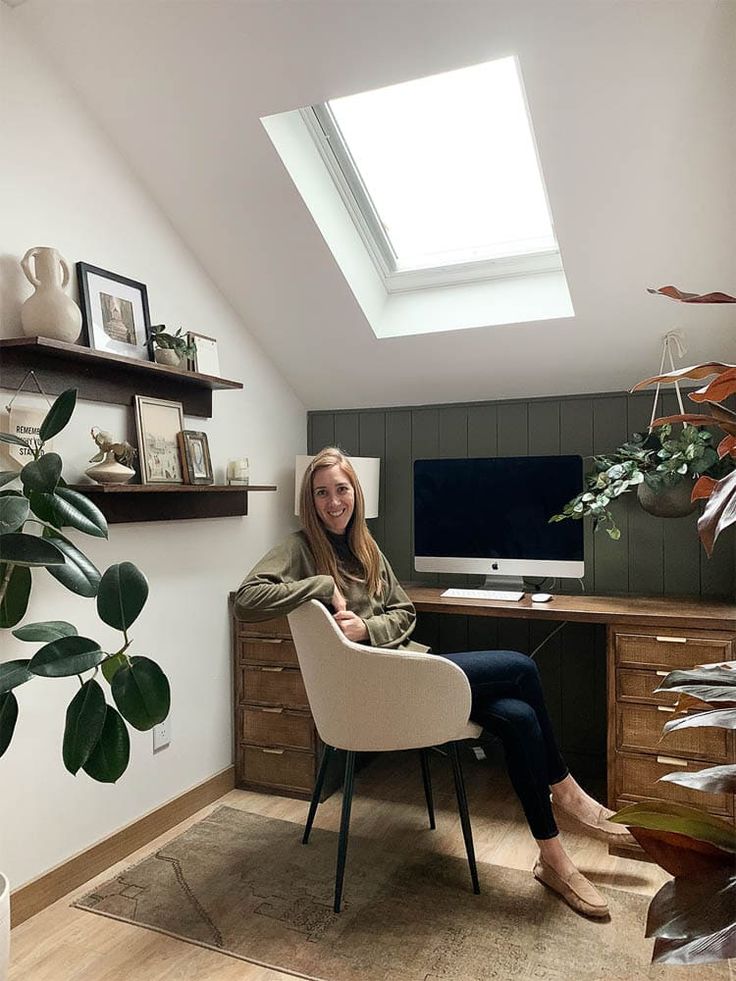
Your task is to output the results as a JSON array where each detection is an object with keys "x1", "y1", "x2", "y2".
[{"x1": 531, "y1": 593, "x2": 553, "y2": 603}]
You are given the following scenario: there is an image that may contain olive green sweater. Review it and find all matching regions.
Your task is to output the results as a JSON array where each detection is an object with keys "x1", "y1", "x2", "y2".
[{"x1": 234, "y1": 531, "x2": 428, "y2": 652}]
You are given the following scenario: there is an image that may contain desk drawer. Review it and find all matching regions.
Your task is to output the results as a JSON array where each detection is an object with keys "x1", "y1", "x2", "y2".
[
  {"x1": 618, "y1": 703, "x2": 729, "y2": 762},
  {"x1": 238, "y1": 637, "x2": 298, "y2": 667},
  {"x1": 240, "y1": 705, "x2": 314, "y2": 750},
  {"x1": 238, "y1": 616, "x2": 292, "y2": 639},
  {"x1": 617, "y1": 669, "x2": 679, "y2": 706},
  {"x1": 614, "y1": 632, "x2": 732, "y2": 671},
  {"x1": 241, "y1": 665, "x2": 309, "y2": 709},
  {"x1": 239, "y1": 745, "x2": 315, "y2": 793},
  {"x1": 617, "y1": 753, "x2": 733, "y2": 817}
]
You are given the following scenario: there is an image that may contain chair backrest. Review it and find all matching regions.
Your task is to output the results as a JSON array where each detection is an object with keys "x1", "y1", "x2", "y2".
[{"x1": 287, "y1": 600, "x2": 473, "y2": 752}]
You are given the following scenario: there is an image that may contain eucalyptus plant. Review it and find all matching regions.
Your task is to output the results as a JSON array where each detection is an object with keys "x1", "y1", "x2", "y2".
[
  {"x1": 0, "y1": 389, "x2": 170, "y2": 782},
  {"x1": 611, "y1": 662, "x2": 736, "y2": 965},
  {"x1": 550, "y1": 424, "x2": 729, "y2": 540}
]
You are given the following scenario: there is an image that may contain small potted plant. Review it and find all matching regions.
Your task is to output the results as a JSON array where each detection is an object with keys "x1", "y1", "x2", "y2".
[
  {"x1": 150, "y1": 324, "x2": 196, "y2": 368},
  {"x1": 550, "y1": 423, "x2": 731, "y2": 540}
]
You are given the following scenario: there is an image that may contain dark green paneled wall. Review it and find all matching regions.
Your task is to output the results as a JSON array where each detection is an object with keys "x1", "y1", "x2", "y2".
[{"x1": 308, "y1": 390, "x2": 734, "y2": 774}]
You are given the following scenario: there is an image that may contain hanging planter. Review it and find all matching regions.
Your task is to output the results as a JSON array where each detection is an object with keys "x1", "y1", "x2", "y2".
[{"x1": 636, "y1": 475, "x2": 697, "y2": 518}]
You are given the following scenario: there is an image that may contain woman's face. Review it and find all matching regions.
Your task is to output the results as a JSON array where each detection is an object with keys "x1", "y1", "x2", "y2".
[{"x1": 312, "y1": 463, "x2": 355, "y2": 535}]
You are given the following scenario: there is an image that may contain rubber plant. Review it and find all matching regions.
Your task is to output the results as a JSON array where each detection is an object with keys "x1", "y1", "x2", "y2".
[
  {"x1": 630, "y1": 285, "x2": 736, "y2": 556},
  {"x1": 0, "y1": 389, "x2": 170, "y2": 782},
  {"x1": 611, "y1": 661, "x2": 736, "y2": 965}
]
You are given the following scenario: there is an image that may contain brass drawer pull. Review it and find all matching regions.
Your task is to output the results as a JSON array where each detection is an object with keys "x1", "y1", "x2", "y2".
[
  {"x1": 260, "y1": 666, "x2": 284, "y2": 672},
  {"x1": 262, "y1": 748, "x2": 285, "y2": 755},
  {"x1": 657, "y1": 706, "x2": 676, "y2": 713},
  {"x1": 255, "y1": 638, "x2": 284, "y2": 645},
  {"x1": 655, "y1": 670, "x2": 668, "y2": 677},
  {"x1": 655, "y1": 636, "x2": 687, "y2": 644},
  {"x1": 259, "y1": 707, "x2": 284, "y2": 714},
  {"x1": 657, "y1": 755, "x2": 688, "y2": 767}
]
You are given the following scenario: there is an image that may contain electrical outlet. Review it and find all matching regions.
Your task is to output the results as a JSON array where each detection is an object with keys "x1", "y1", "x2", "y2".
[{"x1": 153, "y1": 718, "x2": 171, "y2": 752}]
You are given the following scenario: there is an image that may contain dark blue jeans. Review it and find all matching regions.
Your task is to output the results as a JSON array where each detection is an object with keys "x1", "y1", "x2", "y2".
[{"x1": 444, "y1": 650, "x2": 568, "y2": 840}]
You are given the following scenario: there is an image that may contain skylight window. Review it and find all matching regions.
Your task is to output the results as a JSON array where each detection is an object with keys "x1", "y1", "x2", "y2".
[{"x1": 305, "y1": 56, "x2": 560, "y2": 292}]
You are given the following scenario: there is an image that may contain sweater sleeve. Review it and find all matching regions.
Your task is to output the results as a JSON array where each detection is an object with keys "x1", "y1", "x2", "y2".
[
  {"x1": 363, "y1": 553, "x2": 418, "y2": 649},
  {"x1": 234, "y1": 535, "x2": 334, "y2": 622}
]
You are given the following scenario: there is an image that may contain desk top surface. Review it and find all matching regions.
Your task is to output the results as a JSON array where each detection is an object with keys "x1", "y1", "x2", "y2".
[{"x1": 404, "y1": 585, "x2": 736, "y2": 632}]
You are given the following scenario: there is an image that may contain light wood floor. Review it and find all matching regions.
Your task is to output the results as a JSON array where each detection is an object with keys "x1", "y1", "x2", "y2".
[{"x1": 10, "y1": 751, "x2": 672, "y2": 981}]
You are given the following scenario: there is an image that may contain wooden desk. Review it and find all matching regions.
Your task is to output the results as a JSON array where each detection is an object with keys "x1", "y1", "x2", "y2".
[{"x1": 405, "y1": 586, "x2": 736, "y2": 856}]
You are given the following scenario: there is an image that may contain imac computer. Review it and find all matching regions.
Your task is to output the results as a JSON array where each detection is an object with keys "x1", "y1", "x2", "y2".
[{"x1": 413, "y1": 456, "x2": 584, "y2": 598}]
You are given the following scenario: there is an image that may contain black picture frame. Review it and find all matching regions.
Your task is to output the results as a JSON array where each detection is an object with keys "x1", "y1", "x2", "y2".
[{"x1": 77, "y1": 262, "x2": 153, "y2": 362}]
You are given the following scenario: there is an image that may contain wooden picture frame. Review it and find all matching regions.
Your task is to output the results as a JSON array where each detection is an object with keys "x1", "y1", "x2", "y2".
[
  {"x1": 134, "y1": 395, "x2": 184, "y2": 484},
  {"x1": 178, "y1": 430, "x2": 214, "y2": 484},
  {"x1": 187, "y1": 332, "x2": 220, "y2": 377},
  {"x1": 77, "y1": 262, "x2": 153, "y2": 362}
]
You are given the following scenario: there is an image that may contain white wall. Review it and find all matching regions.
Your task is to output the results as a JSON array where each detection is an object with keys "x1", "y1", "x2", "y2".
[{"x1": 0, "y1": 9, "x2": 306, "y2": 890}]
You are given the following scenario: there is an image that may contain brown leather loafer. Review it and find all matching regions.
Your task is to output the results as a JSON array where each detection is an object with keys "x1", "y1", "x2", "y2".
[
  {"x1": 551, "y1": 797, "x2": 637, "y2": 846},
  {"x1": 533, "y1": 860, "x2": 610, "y2": 919}
]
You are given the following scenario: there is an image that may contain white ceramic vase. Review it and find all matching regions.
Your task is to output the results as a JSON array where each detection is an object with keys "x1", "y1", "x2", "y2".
[
  {"x1": 154, "y1": 348, "x2": 183, "y2": 368},
  {"x1": 20, "y1": 246, "x2": 82, "y2": 344},
  {"x1": 0, "y1": 871, "x2": 9, "y2": 981},
  {"x1": 85, "y1": 451, "x2": 135, "y2": 485}
]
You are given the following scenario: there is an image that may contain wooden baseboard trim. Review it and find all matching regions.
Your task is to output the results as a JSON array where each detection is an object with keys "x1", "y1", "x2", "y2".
[{"x1": 10, "y1": 765, "x2": 235, "y2": 928}]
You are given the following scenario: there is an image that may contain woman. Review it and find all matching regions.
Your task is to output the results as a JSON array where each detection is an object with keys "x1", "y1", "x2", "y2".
[{"x1": 235, "y1": 447, "x2": 632, "y2": 919}]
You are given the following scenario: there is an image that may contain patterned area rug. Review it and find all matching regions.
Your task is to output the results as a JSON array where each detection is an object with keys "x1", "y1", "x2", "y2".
[{"x1": 74, "y1": 806, "x2": 728, "y2": 981}]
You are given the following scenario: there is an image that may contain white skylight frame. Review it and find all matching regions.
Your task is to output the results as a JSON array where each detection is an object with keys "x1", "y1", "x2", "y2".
[{"x1": 301, "y1": 56, "x2": 563, "y2": 294}]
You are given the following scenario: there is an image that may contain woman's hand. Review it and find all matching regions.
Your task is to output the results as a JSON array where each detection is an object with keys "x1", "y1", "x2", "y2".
[
  {"x1": 333, "y1": 610, "x2": 369, "y2": 642},
  {"x1": 332, "y1": 585, "x2": 347, "y2": 612}
]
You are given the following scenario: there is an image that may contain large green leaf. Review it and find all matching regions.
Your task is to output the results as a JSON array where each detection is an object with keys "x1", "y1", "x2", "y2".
[
  {"x1": 647, "y1": 868, "x2": 736, "y2": 941},
  {"x1": 661, "y1": 764, "x2": 736, "y2": 795},
  {"x1": 101, "y1": 652, "x2": 127, "y2": 684},
  {"x1": 82, "y1": 704, "x2": 130, "y2": 783},
  {"x1": 0, "y1": 659, "x2": 33, "y2": 693},
  {"x1": 12, "y1": 620, "x2": 78, "y2": 642},
  {"x1": 28, "y1": 490, "x2": 60, "y2": 526},
  {"x1": 0, "y1": 533, "x2": 65, "y2": 566},
  {"x1": 44, "y1": 537, "x2": 101, "y2": 597},
  {"x1": 20, "y1": 453, "x2": 62, "y2": 495},
  {"x1": 0, "y1": 472, "x2": 20, "y2": 488},
  {"x1": 38, "y1": 389, "x2": 77, "y2": 442},
  {"x1": 653, "y1": 925, "x2": 736, "y2": 966},
  {"x1": 664, "y1": 708, "x2": 736, "y2": 733},
  {"x1": 29, "y1": 635, "x2": 105, "y2": 677},
  {"x1": 0, "y1": 433, "x2": 31, "y2": 449},
  {"x1": 97, "y1": 562, "x2": 149, "y2": 631},
  {"x1": 0, "y1": 564, "x2": 31, "y2": 628},
  {"x1": 63, "y1": 679, "x2": 107, "y2": 775},
  {"x1": 52, "y1": 488, "x2": 107, "y2": 539},
  {"x1": 111, "y1": 656, "x2": 170, "y2": 730},
  {"x1": 611, "y1": 801, "x2": 736, "y2": 853},
  {"x1": 0, "y1": 691, "x2": 19, "y2": 757},
  {"x1": 0, "y1": 496, "x2": 29, "y2": 534}
]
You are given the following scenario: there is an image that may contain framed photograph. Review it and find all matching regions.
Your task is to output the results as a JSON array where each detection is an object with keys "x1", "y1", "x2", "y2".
[
  {"x1": 187, "y1": 332, "x2": 220, "y2": 377},
  {"x1": 134, "y1": 395, "x2": 184, "y2": 484},
  {"x1": 178, "y1": 430, "x2": 214, "y2": 485},
  {"x1": 77, "y1": 262, "x2": 153, "y2": 362}
]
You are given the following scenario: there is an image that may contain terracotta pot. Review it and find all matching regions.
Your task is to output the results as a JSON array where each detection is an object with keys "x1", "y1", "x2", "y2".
[{"x1": 637, "y1": 478, "x2": 696, "y2": 518}]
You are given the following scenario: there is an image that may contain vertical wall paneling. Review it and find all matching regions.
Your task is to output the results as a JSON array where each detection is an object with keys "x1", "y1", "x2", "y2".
[
  {"x1": 358, "y1": 412, "x2": 386, "y2": 549},
  {"x1": 560, "y1": 398, "x2": 595, "y2": 593},
  {"x1": 383, "y1": 410, "x2": 413, "y2": 582},
  {"x1": 411, "y1": 409, "x2": 440, "y2": 588},
  {"x1": 311, "y1": 414, "x2": 336, "y2": 453},
  {"x1": 626, "y1": 394, "x2": 665, "y2": 594},
  {"x1": 437, "y1": 406, "x2": 470, "y2": 652},
  {"x1": 592, "y1": 396, "x2": 630, "y2": 594},
  {"x1": 467, "y1": 404, "x2": 500, "y2": 651},
  {"x1": 334, "y1": 413, "x2": 360, "y2": 456}
]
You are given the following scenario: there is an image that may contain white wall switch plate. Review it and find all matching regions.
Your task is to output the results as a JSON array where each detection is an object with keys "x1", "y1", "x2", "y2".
[{"x1": 153, "y1": 718, "x2": 171, "y2": 752}]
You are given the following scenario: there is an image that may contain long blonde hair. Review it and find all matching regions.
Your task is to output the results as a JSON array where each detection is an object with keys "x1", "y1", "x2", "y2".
[{"x1": 299, "y1": 447, "x2": 382, "y2": 597}]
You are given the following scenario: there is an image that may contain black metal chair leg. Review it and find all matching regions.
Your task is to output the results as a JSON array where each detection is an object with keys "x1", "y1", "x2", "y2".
[
  {"x1": 419, "y1": 748, "x2": 436, "y2": 829},
  {"x1": 448, "y1": 742, "x2": 480, "y2": 894},
  {"x1": 334, "y1": 750, "x2": 356, "y2": 913},
  {"x1": 302, "y1": 744, "x2": 334, "y2": 844}
]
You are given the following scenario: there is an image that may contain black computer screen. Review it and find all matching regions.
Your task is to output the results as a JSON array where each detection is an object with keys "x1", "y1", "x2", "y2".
[{"x1": 414, "y1": 456, "x2": 584, "y2": 562}]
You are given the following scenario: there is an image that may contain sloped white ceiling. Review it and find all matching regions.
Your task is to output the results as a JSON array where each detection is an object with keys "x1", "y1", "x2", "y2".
[{"x1": 12, "y1": 0, "x2": 735, "y2": 410}]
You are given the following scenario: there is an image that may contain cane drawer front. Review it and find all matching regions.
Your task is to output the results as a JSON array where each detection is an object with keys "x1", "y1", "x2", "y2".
[
  {"x1": 238, "y1": 636, "x2": 299, "y2": 667},
  {"x1": 614, "y1": 631, "x2": 733, "y2": 671},
  {"x1": 617, "y1": 669, "x2": 680, "y2": 706},
  {"x1": 240, "y1": 705, "x2": 314, "y2": 751},
  {"x1": 617, "y1": 703, "x2": 729, "y2": 762},
  {"x1": 617, "y1": 753, "x2": 733, "y2": 818},
  {"x1": 239, "y1": 745, "x2": 315, "y2": 792},
  {"x1": 237, "y1": 616, "x2": 291, "y2": 639},
  {"x1": 241, "y1": 665, "x2": 309, "y2": 710}
]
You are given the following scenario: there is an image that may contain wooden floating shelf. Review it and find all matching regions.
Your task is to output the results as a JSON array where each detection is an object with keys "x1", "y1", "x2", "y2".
[
  {"x1": 0, "y1": 336, "x2": 243, "y2": 418},
  {"x1": 71, "y1": 483, "x2": 277, "y2": 523}
]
